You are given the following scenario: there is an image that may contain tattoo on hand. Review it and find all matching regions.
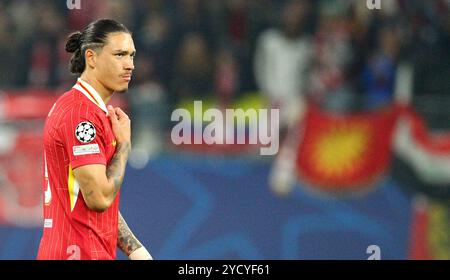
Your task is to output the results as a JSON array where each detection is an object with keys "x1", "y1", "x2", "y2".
[{"x1": 117, "y1": 212, "x2": 142, "y2": 256}]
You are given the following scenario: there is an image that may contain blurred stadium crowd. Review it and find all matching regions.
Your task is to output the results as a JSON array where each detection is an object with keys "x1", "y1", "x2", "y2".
[{"x1": 0, "y1": 0, "x2": 449, "y2": 126}]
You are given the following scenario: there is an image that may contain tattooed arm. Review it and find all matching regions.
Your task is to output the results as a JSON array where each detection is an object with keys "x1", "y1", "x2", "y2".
[
  {"x1": 73, "y1": 142, "x2": 130, "y2": 212},
  {"x1": 74, "y1": 106, "x2": 131, "y2": 212},
  {"x1": 118, "y1": 212, "x2": 153, "y2": 260}
]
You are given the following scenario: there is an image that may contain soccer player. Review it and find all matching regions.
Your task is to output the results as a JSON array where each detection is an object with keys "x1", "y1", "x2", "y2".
[{"x1": 37, "y1": 19, "x2": 152, "y2": 260}]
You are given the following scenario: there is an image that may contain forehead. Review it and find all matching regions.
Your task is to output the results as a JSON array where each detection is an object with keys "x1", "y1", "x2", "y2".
[{"x1": 103, "y1": 32, "x2": 135, "y2": 51}]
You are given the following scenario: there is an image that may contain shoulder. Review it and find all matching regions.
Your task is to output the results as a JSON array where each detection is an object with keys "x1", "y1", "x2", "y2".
[
  {"x1": 57, "y1": 102, "x2": 107, "y2": 145},
  {"x1": 57, "y1": 99, "x2": 105, "y2": 139},
  {"x1": 58, "y1": 88, "x2": 104, "y2": 122}
]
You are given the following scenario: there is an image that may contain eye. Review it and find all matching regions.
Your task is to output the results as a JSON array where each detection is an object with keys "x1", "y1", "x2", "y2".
[{"x1": 115, "y1": 53, "x2": 124, "y2": 58}]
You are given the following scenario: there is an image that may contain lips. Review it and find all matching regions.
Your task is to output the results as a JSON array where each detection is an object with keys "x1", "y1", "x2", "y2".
[{"x1": 121, "y1": 74, "x2": 132, "y2": 81}]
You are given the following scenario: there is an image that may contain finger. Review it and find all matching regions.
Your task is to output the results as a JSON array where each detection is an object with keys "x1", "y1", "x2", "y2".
[
  {"x1": 114, "y1": 108, "x2": 121, "y2": 118},
  {"x1": 115, "y1": 107, "x2": 129, "y2": 119},
  {"x1": 107, "y1": 105, "x2": 118, "y2": 124}
]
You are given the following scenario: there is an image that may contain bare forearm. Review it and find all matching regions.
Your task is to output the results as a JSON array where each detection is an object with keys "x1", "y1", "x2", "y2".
[
  {"x1": 117, "y1": 212, "x2": 143, "y2": 256},
  {"x1": 105, "y1": 142, "x2": 131, "y2": 201}
]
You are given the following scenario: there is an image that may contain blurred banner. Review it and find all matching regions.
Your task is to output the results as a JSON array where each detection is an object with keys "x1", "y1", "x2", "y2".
[
  {"x1": 296, "y1": 105, "x2": 397, "y2": 192},
  {"x1": 409, "y1": 197, "x2": 450, "y2": 260},
  {"x1": 394, "y1": 106, "x2": 450, "y2": 200},
  {"x1": 0, "y1": 129, "x2": 42, "y2": 226},
  {"x1": 0, "y1": 92, "x2": 56, "y2": 227}
]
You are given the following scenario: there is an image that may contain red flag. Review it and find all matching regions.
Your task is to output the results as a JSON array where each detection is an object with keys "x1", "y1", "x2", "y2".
[{"x1": 296, "y1": 105, "x2": 398, "y2": 192}]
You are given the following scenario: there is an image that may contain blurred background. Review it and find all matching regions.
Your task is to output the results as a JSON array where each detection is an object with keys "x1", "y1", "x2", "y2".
[{"x1": 0, "y1": 0, "x2": 449, "y2": 259}]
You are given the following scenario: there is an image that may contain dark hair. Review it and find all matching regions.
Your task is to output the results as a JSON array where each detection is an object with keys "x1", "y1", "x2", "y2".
[{"x1": 65, "y1": 19, "x2": 130, "y2": 74}]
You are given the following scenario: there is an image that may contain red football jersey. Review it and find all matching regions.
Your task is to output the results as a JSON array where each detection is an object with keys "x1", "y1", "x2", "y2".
[{"x1": 37, "y1": 78, "x2": 119, "y2": 260}]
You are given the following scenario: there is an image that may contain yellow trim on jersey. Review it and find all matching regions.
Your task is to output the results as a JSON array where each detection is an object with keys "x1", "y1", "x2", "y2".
[{"x1": 68, "y1": 164, "x2": 79, "y2": 212}]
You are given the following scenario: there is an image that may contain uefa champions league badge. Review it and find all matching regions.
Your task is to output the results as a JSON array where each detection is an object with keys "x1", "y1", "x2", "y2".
[{"x1": 75, "y1": 121, "x2": 97, "y2": 143}]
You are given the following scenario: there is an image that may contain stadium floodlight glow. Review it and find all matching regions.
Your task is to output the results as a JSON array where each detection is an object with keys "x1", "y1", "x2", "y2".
[
  {"x1": 367, "y1": 0, "x2": 381, "y2": 10},
  {"x1": 67, "y1": 0, "x2": 81, "y2": 10},
  {"x1": 171, "y1": 101, "x2": 280, "y2": 156}
]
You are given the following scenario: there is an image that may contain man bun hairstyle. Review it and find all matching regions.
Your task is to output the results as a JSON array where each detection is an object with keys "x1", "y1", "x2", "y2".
[
  {"x1": 65, "y1": 19, "x2": 130, "y2": 74},
  {"x1": 65, "y1": 31, "x2": 84, "y2": 74}
]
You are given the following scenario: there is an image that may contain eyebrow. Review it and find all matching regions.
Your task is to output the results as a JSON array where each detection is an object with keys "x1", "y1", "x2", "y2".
[{"x1": 114, "y1": 50, "x2": 137, "y2": 56}]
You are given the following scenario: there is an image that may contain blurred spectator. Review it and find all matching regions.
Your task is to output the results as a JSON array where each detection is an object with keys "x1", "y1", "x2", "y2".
[
  {"x1": 224, "y1": 0, "x2": 249, "y2": 46},
  {"x1": 307, "y1": 2, "x2": 354, "y2": 109},
  {"x1": 214, "y1": 47, "x2": 239, "y2": 108},
  {"x1": 107, "y1": 0, "x2": 132, "y2": 19},
  {"x1": 411, "y1": 1, "x2": 450, "y2": 98},
  {"x1": 173, "y1": 0, "x2": 212, "y2": 44},
  {"x1": 135, "y1": 12, "x2": 175, "y2": 87},
  {"x1": 0, "y1": 3, "x2": 19, "y2": 86},
  {"x1": 222, "y1": 0, "x2": 252, "y2": 93},
  {"x1": 254, "y1": 0, "x2": 312, "y2": 131},
  {"x1": 222, "y1": 0, "x2": 277, "y2": 94},
  {"x1": 132, "y1": 0, "x2": 168, "y2": 28},
  {"x1": 171, "y1": 32, "x2": 213, "y2": 103},
  {"x1": 361, "y1": 24, "x2": 401, "y2": 109},
  {"x1": 94, "y1": 0, "x2": 134, "y2": 30},
  {"x1": 7, "y1": 0, "x2": 36, "y2": 42},
  {"x1": 0, "y1": 0, "x2": 448, "y2": 133},
  {"x1": 26, "y1": 2, "x2": 64, "y2": 88}
]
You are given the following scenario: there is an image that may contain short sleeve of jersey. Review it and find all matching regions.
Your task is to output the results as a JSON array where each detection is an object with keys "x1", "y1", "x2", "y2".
[{"x1": 59, "y1": 102, "x2": 107, "y2": 169}]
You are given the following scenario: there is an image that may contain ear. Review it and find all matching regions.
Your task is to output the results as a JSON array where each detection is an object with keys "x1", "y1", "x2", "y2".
[{"x1": 84, "y1": 49, "x2": 97, "y2": 69}]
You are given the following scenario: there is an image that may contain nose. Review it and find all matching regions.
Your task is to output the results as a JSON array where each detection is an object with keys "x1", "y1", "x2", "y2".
[{"x1": 124, "y1": 57, "x2": 134, "y2": 71}]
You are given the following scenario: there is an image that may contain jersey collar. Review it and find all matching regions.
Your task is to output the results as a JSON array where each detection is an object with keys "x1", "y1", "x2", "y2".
[{"x1": 73, "y1": 78, "x2": 108, "y2": 114}]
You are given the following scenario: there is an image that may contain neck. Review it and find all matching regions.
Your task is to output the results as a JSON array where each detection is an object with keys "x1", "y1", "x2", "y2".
[{"x1": 79, "y1": 73, "x2": 114, "y2": 104}]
